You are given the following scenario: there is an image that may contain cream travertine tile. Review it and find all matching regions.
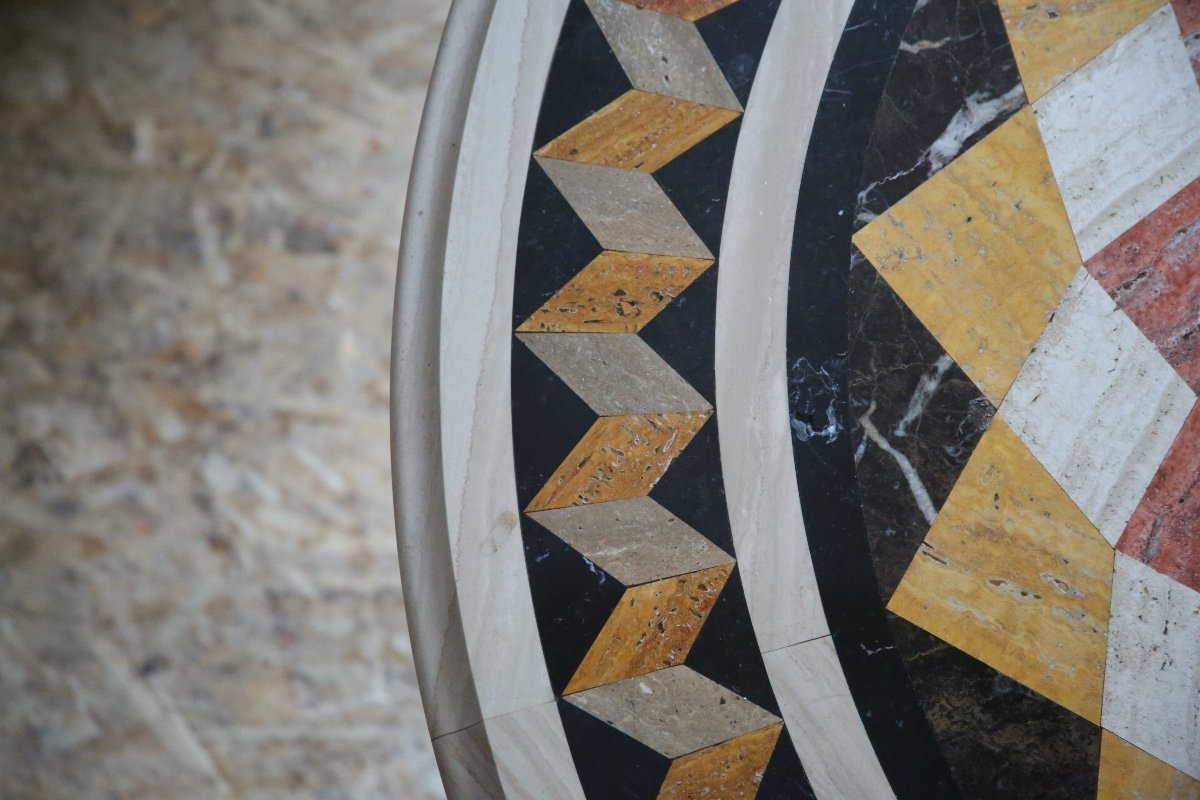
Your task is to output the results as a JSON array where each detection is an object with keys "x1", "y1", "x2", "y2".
[
  {"x1": 433, "y1": 702, "x2": 586, "y2": 800},
  {"x1": 1103, "y1": 553, "x2": 1200, "y2": 782},
  {"x1": 1032, "y1": 5, "x2": 1200, "y2": 259},
  {"x1": 713, "y1": 0, "x2": 849, "y2": 652},
  {"x1": 1000, "y1": 269, "x2": 1196, "y2": 544},
  {"x1": 762, "y1": 637, "x2": 896, "y2": 799}
]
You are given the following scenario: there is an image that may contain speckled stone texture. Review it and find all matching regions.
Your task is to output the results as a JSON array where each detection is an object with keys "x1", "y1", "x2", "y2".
[{"x1": 0, "y1": 2, "x2": 447, "y2": 798}]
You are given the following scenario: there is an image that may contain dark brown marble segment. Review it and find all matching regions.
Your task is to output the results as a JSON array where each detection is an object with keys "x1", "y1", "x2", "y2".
[
  {"x1": 848, "y1": 248, "x2": 994, "y2": 601},
  {"x1": 887, "y1": 615, "x2": 1102, "y2": 800},
  {"x1": 856, "y1": 0, "x2": 1025, "y2": 227}
]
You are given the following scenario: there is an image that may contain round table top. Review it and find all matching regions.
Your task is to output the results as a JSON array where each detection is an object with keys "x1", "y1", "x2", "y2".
[{"x1": 393, "y1": 1, "x2": 1200, "y2": 796}]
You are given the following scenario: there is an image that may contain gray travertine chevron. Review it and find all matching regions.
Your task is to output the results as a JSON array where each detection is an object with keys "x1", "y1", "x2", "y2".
[
  {"x1": 536, "y1": 157, "x2": 713, "y2": 258},
  {"x1": 584, "y1": 0, "x2": 742, "y2": 111},
  {"x1": 528, "y1": 497, "x2": 733, "y2": 586},
  {"x1": 565, "y1": 665, "x2": 781, "y2": 758},
  {"x1": 516, "y1": 332, "x2": 712, "y2": 416}
]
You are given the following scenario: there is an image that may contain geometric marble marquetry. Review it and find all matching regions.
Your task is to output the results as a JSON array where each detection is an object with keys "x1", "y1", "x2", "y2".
[
  {"x1": 888, "y1": 418, "x2": 1113, "y2": 723},
  {"x1": 1001, "y1": 269, "x2": 1197, "y2": 545},
  {"x1": 400, "y1": 0, "x2": 1200, "y2": 796},
  {"x1": 1031, "y1": 5, "x2": 1200, "y2": 261},
  {"x1": 512, "y1": 1, "x2": 789, "y2": 796},
  {"x1": 996, "y1": 0, "x2": 1164, "y2": 101},
  {"x1": 853, "y1": 107, "x2": 1081, "y2": 406}
]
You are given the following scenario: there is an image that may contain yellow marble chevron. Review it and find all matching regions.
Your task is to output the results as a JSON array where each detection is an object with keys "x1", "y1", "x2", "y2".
[
  {"x1": 536, "y1": 89, "x2": 739, "y2": 173},
  {"x1": 525, "y1": 412, "x2": 710, "y2": 513},
  {"x1": 564, "y1": 563, "x2": 732, "y2": 694},
  {"x1": 517, "y1": 250, "x2": 713, "y2": 333}
]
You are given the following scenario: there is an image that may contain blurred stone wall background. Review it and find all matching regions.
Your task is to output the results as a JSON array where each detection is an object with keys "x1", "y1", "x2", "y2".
[{"x1": 0, "y1": 0, "x2": 451, "y2": 797}]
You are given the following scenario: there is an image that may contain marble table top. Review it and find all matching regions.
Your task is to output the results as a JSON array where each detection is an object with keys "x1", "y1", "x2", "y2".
[{"x1": 393, "y1": 0, "x2": 1200, "y2": 796}]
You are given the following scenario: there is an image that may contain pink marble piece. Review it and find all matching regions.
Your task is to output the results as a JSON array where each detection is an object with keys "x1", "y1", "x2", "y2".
[
  {"x1": 1085, "y1": 176, "x2": 1200, "y2": 392},
  {"x1": 1119, "y1": 404, "x2": 1200, "y2": 594},
  {"x1": 1175, "y1": 0, "x2": 1200, "y2": 79}
]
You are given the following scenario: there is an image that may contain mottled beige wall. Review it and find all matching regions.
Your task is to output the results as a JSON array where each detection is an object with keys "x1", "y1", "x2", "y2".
[{"x1": 0, "y1": 0, "x2": 450, "y2": 797}]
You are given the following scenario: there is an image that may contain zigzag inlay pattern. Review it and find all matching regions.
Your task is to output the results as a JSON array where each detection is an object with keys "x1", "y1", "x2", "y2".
[{"x1": 516, "y1": 1, "x2": 782, "y2": 795}]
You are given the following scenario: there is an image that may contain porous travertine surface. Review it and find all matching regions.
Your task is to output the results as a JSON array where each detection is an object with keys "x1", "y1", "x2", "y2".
[{"x1": 0, "y1": 1, "x2": 449, "y2": 796}]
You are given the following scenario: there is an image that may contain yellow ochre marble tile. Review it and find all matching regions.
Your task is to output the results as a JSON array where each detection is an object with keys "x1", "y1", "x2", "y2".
[
  {"x1": 616, "y1": 0, "x2": 742, "y2": 22},
  {"x1": 535, "y1": 89, "x2": 739, "y2": 173},
  {"x1": 887, "y1": 417, "x2": 1114, "y2": 724},
  {"x1": 852, "y1": 107, "x2": 1081, "y2": 405},
  {"x1": 997, "y1": 0, "x2": 1166, "y2": 101},
  {"x1": 1098, "y1": 730, "x2": 1200, "y2": 800},
  {"x1": 516, "y1": 250, "x2": 713, "y2": 333},
  {"x1": 656, "y1": 722, "x2": 782, "y2": 800},
  {"x1": 564, "y1": 563, "x2": 731, "y2": 695},
  {"x1": 525, "y1": 411, "x2": 710, "y2": 512}
]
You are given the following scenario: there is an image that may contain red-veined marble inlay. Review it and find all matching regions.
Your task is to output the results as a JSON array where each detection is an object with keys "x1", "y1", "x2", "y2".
[
  {"x1": 1174, "y1": 0, "x2": 1200, "y2": 80},
  {"x1": 1085, "y1": 176, "x2": 1200, "y2": 392},
  {"x1": 1118, "y1": 404, "x2": 1200, "y2": 593}
]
